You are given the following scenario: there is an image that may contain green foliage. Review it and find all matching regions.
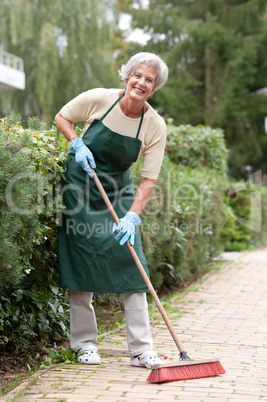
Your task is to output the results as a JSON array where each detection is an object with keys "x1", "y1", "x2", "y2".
[
  {"x1": 0, "y1": 117, "x2": 65, "y2": 289},
  {"x1": 0, "y1": 120, "x2": 39, "y2": 286},
  {"x1": 166, "y1": 123, "x2": 229, "y2": 175},
  {"x1": 0, "y1": 0, "x2": 120, "y2": 125},
  {"x1": 213, "y1": 29, "x2": 267, "y2": 177},
  {"x1": 222, "y1": 183, "x2": 252, "y2": 251},
  {"x1": 132, "y1": 155, "x2": 227, "y2": 289},
  {"x1": 0, "y1": 277, "x2": 69, "y2": 349},
  {"x1": 220, "y1": 214, "x2": 251, "y2": 252},
  {"x1": 0, "y1": 117, "x2": 69, "y2": 351},
  {"x1": 126, "y1": 0, "x2": 267, "y2": 178},
  {"x1": 221, "y1": 181, "x2": 267, "y2": 251},
  {"x1": 43, "y1": 346, "x2": 76, "y2": 364}
]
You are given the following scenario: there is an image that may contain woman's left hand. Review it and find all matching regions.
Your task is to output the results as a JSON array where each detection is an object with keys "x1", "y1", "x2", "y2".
[{"x1": 113, "y1": 211, "x2": 141, "y2": 246}]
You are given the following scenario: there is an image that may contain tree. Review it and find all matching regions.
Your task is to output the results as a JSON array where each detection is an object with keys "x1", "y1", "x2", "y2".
[
  {"x1": 125, "y1": 0, "x2": 267, "y2": 177},
  {"x1": 0, "y1": 0, "x2": 121, "y2": 125}
]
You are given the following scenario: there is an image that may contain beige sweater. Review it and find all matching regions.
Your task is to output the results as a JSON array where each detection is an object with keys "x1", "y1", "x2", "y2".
[{"x1": 61, "y1": 88, "x2": 166, "y2": 180}]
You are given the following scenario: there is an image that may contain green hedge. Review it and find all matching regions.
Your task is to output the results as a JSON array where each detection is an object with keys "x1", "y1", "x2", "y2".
[
  {"x1": 132, "y1": 156, "x2": 227, "y2": 289},
  {"x1": 0, "y1": 118, "x2": 69, "y2": 349},
  {"x1": 134, "y1": 122, "x2": 228, "y2": 289},
  {"x1": 221, "y1": 181, "x2": 267, "y2": 251},
  {"x1": 0, "y1": 117, "x2": 66, "y2": 288},
  {"x1": 165, "y1": 123, "x2": 267, "y2": 253},
  {"x1": 166, "y1": 123, "x2": 229, "y2": 175}
]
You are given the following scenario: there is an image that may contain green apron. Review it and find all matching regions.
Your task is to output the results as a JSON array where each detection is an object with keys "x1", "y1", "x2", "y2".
[{"x1": 58, "y1": 92, "x2": 149, "y2": 293}]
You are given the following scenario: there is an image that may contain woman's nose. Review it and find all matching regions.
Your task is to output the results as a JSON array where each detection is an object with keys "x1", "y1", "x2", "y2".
[{"x1": 139, "y1": 77, "x2": 145, "y2": 86}]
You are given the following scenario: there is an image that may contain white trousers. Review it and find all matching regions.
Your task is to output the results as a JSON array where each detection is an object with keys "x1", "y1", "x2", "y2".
[{"x1": 69, "y1": 290, "x2": 153, "y2": 357}]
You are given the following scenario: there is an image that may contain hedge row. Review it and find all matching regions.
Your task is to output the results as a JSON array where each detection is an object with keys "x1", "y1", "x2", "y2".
[
  {"x1": 165, "y1": 122, "x2": 229, "y2": 174},
  {"x1": 132, "y1": 158, "x2": 227, "y2": 289},
  {"x1": 165, "y1": 122, "x2": 267, "y2": 253},
  {"x1": 0, "y1": 118, "x2": 69, "y2": 348}
]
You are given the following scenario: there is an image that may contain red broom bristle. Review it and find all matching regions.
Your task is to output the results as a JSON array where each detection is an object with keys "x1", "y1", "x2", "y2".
[{"x1": 147, "y1": 361, "x2": 226, "y2": 383}]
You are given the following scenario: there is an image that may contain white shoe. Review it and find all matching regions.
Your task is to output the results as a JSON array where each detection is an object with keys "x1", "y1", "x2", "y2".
[
  {"x1": 130, "y1": 351, "x2": 161, "y2": 369},
  {"x1": 77, "y1": 349, "x2": 101, "y2": 365}
]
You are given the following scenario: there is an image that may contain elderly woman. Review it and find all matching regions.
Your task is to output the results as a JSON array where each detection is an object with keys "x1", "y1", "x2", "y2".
[{"x1": 55, "y1": 52, "x2": 168, "y2": 368}]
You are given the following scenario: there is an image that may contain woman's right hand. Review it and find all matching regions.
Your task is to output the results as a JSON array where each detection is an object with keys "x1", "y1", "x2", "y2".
[
  {"x1": 112, "y1": 211, "x2": 141, "y2": 246},
  {"x1": 70, "y1": 137, "x2": 96, "y2": 178}
]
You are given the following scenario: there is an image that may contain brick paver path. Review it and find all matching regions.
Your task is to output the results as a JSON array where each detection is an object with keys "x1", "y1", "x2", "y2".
[{"x1": 3, "y1": 248, "x2": 267, "y2": 401}]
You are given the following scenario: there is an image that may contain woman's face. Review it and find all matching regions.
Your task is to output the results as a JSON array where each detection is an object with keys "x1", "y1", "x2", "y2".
[{"x1": 125, "y1": 63, "x2": 157, "y2": 103}]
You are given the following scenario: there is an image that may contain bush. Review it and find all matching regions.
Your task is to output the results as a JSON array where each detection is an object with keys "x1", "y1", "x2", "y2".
[
  {"x1": 165, "y1": 123, "x2": 267, "y2": 252},
  {"x1": 0, "y1": 117, "x2": 66, "y2": 288},
  {"x1": 0, "y1": 117, "x2": 69, "y2": 349},
  {"x1": 132, "y1": 156, "x2": 227, "y2": 289},
  {"x1": 166, "y1": 123, "x2": 229, "y2": 175},
  {"x1": 0, "y1": 274, "x2": 69, "y2": 349},
  {"x1": 133, "y1": 122, "x2": 229, "y2": 289},
  {"x1": 0, "y1": 120, "x2": 41, "y2": 287},
  {"x1": 221, "y1": 181, "x2": 267, "y2": 251}
]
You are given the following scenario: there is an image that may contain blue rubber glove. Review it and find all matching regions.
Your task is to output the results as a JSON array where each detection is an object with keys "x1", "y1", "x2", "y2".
[
  {"x1": 112, "y1": 211, "x2": 141, "y2": 246},
  {"x1": 70, "y1": 136, "x2": 96, "y2": 178}
]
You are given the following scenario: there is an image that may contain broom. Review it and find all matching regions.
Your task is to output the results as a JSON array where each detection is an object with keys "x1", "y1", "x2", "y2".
[{"x1": 88, "y1": 164, "x2": 226, "y2": 383}]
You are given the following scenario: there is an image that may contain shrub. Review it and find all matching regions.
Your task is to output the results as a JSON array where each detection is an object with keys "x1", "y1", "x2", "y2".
[
  {"x1": 0, "y1": 117, "x2": 66, "y2": 288},
  {"x1": 133, "y1": 122, "x2": 229, "y2": 289},
  {"x1": 132, "y1": 156, "x2": 227, "y2": 289},
  {"x1": 0, "y1": 274, "x2": 69, "y2": 348},
  {"x1": 166, "y1": 122, "x2": 229, "y2": 175},
  {"x1": 0, "y1": 117, "x2": 69, "y2": 349},
  {"x1": 0, "y1": 120, "x2": 41, "y2": 287},
  {"x1": 221, "y1": 181, "x2": 267, "y2": 251}
]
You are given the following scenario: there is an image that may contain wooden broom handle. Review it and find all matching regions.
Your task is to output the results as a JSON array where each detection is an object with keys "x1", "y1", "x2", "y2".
[{"x1": 90, "y1": 165, "x2": 185, "y2": 354}]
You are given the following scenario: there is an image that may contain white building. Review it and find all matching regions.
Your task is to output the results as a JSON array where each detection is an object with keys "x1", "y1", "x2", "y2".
[{"x1": 0, "y1": 49, "x2": 25, "y2": 90}]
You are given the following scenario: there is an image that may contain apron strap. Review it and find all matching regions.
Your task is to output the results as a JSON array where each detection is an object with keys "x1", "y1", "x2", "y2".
[
  {"x1": 136, "y1": 106, "x2": 144, "y2": 139},
  {"x1": 100, "y1": 91, "x2": 144, "y2": 140},
  {"x1": 100, "y1": 91, "x2": 125, "y2": 122}
]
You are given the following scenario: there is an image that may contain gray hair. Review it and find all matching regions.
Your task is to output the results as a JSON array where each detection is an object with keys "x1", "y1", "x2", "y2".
[{"x1": 118, "y1": 52, "x2": 168, "y2": 91}]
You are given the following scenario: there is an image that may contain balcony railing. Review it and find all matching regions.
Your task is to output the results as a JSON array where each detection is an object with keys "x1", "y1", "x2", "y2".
[
  {"x1": 0, "y1": 49, "x2": 25, "y2": 90},
  {"x1": 0, "y1": 49, "x2": 24, "y2": 71}
]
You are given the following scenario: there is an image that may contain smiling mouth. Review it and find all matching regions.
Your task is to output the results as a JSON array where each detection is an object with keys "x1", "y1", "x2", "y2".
[{"x1": 134, "y1": 87, "x2": 145, "y2": 93}]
